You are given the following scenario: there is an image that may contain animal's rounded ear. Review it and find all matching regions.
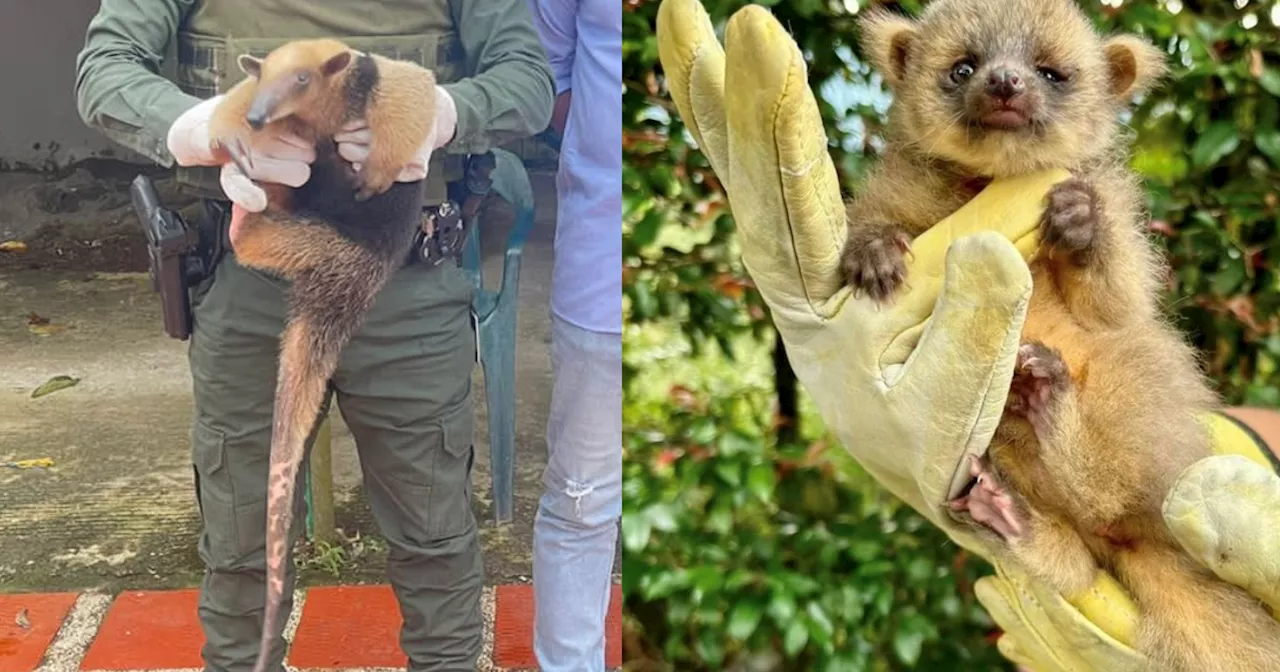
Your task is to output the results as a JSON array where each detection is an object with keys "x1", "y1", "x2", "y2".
[
  {"x1": 1102, "y1": 34, "x2": 1167, "y2": 101},
  {"x1": 237, "y1": 54, "x2": 263, "y2": 78},
  {"x1": 322, "y1": 51, "x2": 353, "y2": 77},
  {"x1": 859, "y1": 7, "x2": 919, "y2": 87}
]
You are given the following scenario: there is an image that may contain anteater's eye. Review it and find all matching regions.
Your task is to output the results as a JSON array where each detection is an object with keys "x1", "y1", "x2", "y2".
[
  {"x1": 297, "y1": 72, "x2": 311, "y2": 84},
  {"x1": 950, "y1": 59, "x2": 976, "y2": 84},
  {"x1": 1037, "y1": 66, "x2": 1067, "y2": 83}
]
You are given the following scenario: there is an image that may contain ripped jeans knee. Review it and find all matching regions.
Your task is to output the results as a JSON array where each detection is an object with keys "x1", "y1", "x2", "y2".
[{"x1": 540, "y1": 457, "x2": 621, "y2": 531}]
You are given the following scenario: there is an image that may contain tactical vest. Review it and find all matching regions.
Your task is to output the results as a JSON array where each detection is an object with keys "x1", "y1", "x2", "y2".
[{"x1": 172, "y1": 0, "x2": 466, "y2": 204}]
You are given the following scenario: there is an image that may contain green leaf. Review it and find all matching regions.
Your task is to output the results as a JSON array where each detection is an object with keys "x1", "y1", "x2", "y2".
[
  {"x1": 783, "y1": 619, "x2": 809, "y2": 657},
  {"x1": 645, "y1": 503, "x2": 679, "y2": 532},
  {"x1": 727, "y1": 600, "x2": 763, "y2": 641},
  {"x1": 1256, "y1": 129, "x2": 1280, "y2": 164},
  {"x1": 631, "y1": 209, "x2": 665, "y2": 249},
  {"x1": 31, "y1": 375, "x2": 80, "y2": 399},
  {"x1": 1190, "y1": 121, "x2": 1240, "y2": 169},
  {"x1": 893, "y1": 626, "x2": 925, "y2": 666},
  {"x1": 714, "y1": 461, "x2": 742, "y2": 487},
  {"x1": 621, "y1": 514, "x2": 651, "y2": 551},
  {"x1": 746, "y1": 464, "x2": 776, "y2": 501},
  {"x1": 1259, "y1": 68, "x2": 1280, "y2": 97},
  {"x1": 768, "y1": 591, "x2": 798, "y2": 624}
]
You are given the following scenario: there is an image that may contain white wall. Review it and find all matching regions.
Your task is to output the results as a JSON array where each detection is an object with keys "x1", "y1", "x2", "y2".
[{"x1": 0, "y1": 0, "x2": 142, "y2": 169}]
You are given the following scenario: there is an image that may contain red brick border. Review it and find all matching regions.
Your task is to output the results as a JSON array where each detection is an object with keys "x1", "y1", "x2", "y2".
[
  {"x1": 0, "y1": 592, "x2": 79, "y2": 672},
  {"x1": 492, "y1": 584, "x2": 622, "y2": 669},
  {"x1": 0, "y1": 584, "x2": 621, "y2": 670}
]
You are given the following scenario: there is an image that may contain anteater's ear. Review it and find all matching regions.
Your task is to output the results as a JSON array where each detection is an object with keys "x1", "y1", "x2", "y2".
[
  {"x1": 322, "y1": 51, "x2": 353, "y2": 77},
  {"x1": 859, "y1": 7, "x2": 919, "y2": 88},
  {"x1": 1102, "y1": 34, "x2": 1167, "y2": 101},
  {"x1": 237, "y1": 54, "x2": 263, "y2": 79}
]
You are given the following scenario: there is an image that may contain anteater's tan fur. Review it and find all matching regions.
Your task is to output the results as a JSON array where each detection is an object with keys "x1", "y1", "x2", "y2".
[
  {"x1": 840, "y1": 1, "x2": 1280, "y2": 669},
  {"x1": 206, "y1": 37, "x2": 438, "y2": 672}
]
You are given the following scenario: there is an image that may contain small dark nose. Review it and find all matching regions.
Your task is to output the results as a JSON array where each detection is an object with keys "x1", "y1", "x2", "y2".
[
  {"x1": 986, "y1": 69, "x2": 1025, "y2": 101},
  {"x1": 246, "y1": 114, "x2": 266, "y2": 130}
]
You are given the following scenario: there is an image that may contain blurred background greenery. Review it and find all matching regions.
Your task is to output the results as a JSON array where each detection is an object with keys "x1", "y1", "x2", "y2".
[{"x1": 621, "y1": 0, "x2": 1280, "y2": 669}]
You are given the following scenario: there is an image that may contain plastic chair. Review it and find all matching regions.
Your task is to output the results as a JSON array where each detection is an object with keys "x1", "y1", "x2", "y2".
[
  {"x1": 461, "y1": 148, "x2": 536, "y2": 525},
  {"x1": 302, "y1": 148, "x2": 535, "y2": 536}
]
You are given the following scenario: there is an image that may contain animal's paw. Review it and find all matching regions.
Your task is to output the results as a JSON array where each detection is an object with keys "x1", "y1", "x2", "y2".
[
  {"x1": 353, "y1": 164, "x2": 396, "y2": 202},
  {"x1": 948, "y1": 454, "x2": 1025, "y2": 541},
  {"x1": 840, "y1": 224, "x2": 912, "y2": 303},
  {"x1": 1040, "y1": 178, "x2": 1100, "y2": 263},
  {"x1": 208, "y1": 121, "x2": 256, "y2": 177},
  {"x1": 1006, "y1": 342, "x2": 1070, "y2": 420}
]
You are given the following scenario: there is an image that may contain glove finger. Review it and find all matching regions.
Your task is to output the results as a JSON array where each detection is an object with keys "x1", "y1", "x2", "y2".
[
  {"x1": 656, "y1": 0, "x2": 728, "y2": 178},
  {"x1": 1163, "y1": 453, "x2": 1280, "y2": 613},
  {"x1": 338, "y1": 118, "x2": 369, "y2": 136},
  {"x1": 337, "y1": 140, "x2": 371, "y2": 164},
  {"x1": 246, "y1": 156, "x2": 311, "y2": 188},
  {"x1": 893, "y1": 231, "x2": 1032, "y2": 506},
  {"x1": 720, "y1": 6, "x2": 846, "y2": 315},
  {"x1": 220, "y1": 164, "x2": 268, "y2": 213},
  {"x1": 255, "y1": 134, "x2": 316, "y2": 163},
  {"x1": 397, "y1": 164, "x2": 427, "y2": 182},
  {"x1": 975, "y1": 575, "x2": 1073, "y2": 672}
]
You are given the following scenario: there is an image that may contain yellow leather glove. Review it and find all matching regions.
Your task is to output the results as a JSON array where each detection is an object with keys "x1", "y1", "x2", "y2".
[{"x1": 654, "y1": 1, "x2": 1280, "y2": 670}]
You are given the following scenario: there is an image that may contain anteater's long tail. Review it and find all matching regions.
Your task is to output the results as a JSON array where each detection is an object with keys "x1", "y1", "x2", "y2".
[
  {"x1": 251, "y1": 265, "x2": 391, "y2": 672},
  {"x1": 1115, "y1": 542, "x2": 1280, "y2": 672}
]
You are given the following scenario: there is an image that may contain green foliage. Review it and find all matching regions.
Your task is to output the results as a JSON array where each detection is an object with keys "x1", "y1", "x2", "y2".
[
  {"x1": 624, "y1": 326, "x2": 1008, "y2": 670},
  {"x1": 623, "y1": 0, "x2": 1280, "y2": 668}
]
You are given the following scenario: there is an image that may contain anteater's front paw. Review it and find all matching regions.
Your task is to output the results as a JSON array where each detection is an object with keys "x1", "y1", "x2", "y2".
[
  {"x1": 209, "y1": 127, "x2": 255, "y2": 177},
  {"x1": 1006, "y1": 342, "x2": 1070, "y2": 420},
  {"x1": 840, "y1": 225, "x2": 912, "y2": 304},
  {"x1": 353, "y1": 165, "x2": 396, "y2": 202},
  {"x1": 1040, "y1": 178, "x2": 1101, "y2": 263}
]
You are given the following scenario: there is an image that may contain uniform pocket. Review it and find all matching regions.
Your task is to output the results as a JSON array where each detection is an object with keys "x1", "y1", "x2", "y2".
[
  {"x1": 375, "y1": 401, "x2": 477, "y2": 543},
  {"x1": 192, "y1": 420, "x2": 241, "y2": 566},
  {"x1": 430, "y1": 401, "x2": 477, "y2": 539}
]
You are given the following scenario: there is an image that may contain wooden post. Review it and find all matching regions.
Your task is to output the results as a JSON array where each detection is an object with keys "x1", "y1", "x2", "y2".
[{"x1": 308, "y1": 415, "x2": 337, "y2": 543}]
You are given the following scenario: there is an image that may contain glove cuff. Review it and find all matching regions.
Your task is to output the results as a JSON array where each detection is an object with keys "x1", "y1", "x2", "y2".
[
  {"x1": 166, "y1": 95, "x2": 225, "y2": 167},
  {"x1": 432, "y1": 85, "x2": 458, "y2": 150}
]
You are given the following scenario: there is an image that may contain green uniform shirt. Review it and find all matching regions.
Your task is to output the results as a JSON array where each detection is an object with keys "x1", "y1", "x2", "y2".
[{"x1": 73, "y1": 0, "x2": 556, "y2": 168}]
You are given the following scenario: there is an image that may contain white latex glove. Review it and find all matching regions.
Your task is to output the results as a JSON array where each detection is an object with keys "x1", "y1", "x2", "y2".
[
  {"x1": 166, "y1": 94, "x2": 316, "y2": 212},
  {"x1": 334, "y1": 85, "x2": 458, "y2": 180}
]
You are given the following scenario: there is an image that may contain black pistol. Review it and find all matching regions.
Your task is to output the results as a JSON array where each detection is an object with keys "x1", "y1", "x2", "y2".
[{"x1": 130, "y1": 174, "x2": 204, "y2": 340}]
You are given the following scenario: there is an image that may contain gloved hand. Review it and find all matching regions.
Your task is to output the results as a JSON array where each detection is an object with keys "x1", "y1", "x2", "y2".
[
  {"x1": 979, "y1": 418, "x2": 1280, "y2": 672},
  {"x1": 654, "y1": 1, "x2": 1280, "y2": 670},
  {"x1": 334, "y1": 84, "x2": 458, "y2": 181},
  {"x1": 655, "y1": 0, "x2": 1050, "y2": 557},
  {"x1": 166, "y1": 94, "x2": 315, "y2": 212}
]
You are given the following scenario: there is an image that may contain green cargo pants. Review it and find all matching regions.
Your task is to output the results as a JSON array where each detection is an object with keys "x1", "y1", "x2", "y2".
[{"x1": 186, "y1": 208, "x2": 483, "y2": 672}]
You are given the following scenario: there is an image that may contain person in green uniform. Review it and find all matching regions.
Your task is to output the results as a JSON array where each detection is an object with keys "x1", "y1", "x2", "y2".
[{"x1": 73, "y1": 2, "x2": 554, "y2": 670}]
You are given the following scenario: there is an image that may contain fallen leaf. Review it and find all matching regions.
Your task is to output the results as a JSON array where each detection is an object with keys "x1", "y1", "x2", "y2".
[
  {"x1": 3, "y1": 458, "x2": 55, "y2": 469},
  {"x1": 29, "y1": 322, "x2": 72, "y2": 336},
  {"x1": 15, "y1": 607, "x2": 30, "y2": 629},
  {"x1": 31, "y1": 375, "x2": 80, "y2": 399},
  {"x1": 0, "y1": 240, "x2": 27, "y2": 254}
]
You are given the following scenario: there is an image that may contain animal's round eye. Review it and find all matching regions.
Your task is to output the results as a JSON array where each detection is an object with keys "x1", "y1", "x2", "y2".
[
  {"x1": 950, "y1": 60, "x2": 976, "y2": 84},
  {"x1": 1038, "y1": 66, "x2": 1066, "y2": 83},
  {"x1": 297, "y1": 72, "x2": 311, "y2": 84}
]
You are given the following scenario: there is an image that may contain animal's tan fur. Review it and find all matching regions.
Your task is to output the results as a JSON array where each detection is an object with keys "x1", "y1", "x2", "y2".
[
  {"x1": 205, "y1": 38, "x2": 437, "y2": 672},
  {"x1": 840, "y1": 1, "x2": 1280, "y2": 669}
]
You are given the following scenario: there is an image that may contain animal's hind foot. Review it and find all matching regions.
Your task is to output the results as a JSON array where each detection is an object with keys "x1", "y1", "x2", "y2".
[
  {"x1": 1006, "y1": 342, "x2": 1069, "y2": 421},
  {"x1": 948, "y1": 454, "x2": 1025, "y2": 541}
]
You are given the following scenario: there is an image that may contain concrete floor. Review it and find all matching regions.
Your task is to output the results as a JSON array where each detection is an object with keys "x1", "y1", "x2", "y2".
[{"x1": 0, "y1": 170, "x2": 607, "y2": 593}]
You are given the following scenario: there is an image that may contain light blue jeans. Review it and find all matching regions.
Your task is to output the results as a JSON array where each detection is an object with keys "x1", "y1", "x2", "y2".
[{"x1": 533, "y1": 313, "x2": 622, "y2": 671}]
